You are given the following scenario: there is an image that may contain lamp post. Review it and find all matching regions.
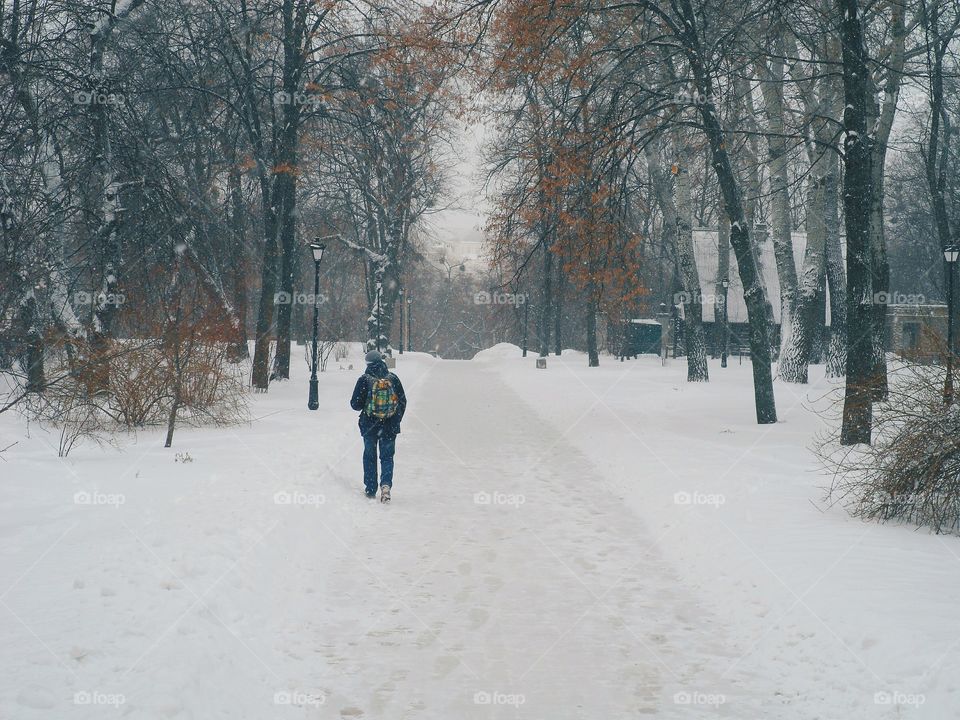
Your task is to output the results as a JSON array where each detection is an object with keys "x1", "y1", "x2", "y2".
[
  {"x1": 406, "y1": 295, "x2": 413, "y2": 352},
  {"x1": 522, "y1": 300, "x2": 529, "y2": 357},
  {"x1": 721, "y1": 278, "x2": 729, "y2": 368},
  {"x1": 658, "y1": 301, "x2": 668, "y2": 365},
  {"x1": 672, "y1": 302, "x2": 680, "y2": 358},
  {"x1": 398, "y1": 289, "x2": 404, "y2": 354},
  {"x1": 307, "y1": 240, "x2": 326, "y2": 411},
  {"x1": 945, "y1": 245, "x2": 959, "y2": 405},
  {"x1": 376, "y1": 292, "x2": 381, "y2": 353}
]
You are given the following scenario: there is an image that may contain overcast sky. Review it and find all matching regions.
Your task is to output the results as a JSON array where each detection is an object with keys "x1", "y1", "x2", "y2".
[{"x1": 423, "y1": 120, "x2": 490, "y2": 248}]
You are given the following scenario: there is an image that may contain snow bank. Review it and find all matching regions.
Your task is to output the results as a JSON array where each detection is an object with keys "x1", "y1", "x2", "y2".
[
  {"x1": 473, "y1": 344, "x2": 591, "y2": 362},
  {"x1": 472, "y1": 342, "x2": 523, "y2": 361}
]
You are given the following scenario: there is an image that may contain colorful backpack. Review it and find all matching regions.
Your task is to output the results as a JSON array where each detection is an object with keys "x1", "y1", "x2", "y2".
[{"x1": 365, "y1": 374, "x2": 399, "y2": 419}]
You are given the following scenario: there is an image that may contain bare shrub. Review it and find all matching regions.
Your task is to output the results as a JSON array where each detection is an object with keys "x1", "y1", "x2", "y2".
[
  {"x1": 156, "y1": 258, "x2": 249, "y2": 446},
  {"x1": 4, "y1": 258, "x2": 249, "y2": 454},
  {"x1": 303, "y1": 339, "x2": 344, "y2": 374},
  {"x1": 819, "y1": 346, "x2": 960, "y2": 534},
  {"x1": 167, "y1": 341, "x2": 247, "y2": 428},
  {"x1": 107, "y1": 340, "x2": 170, "y2": 427},
  {"x1": 18, "y1": 367, "x2": 114, "y2": 457}
]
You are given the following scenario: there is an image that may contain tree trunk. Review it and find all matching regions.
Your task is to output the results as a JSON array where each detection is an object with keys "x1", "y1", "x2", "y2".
[
  {"x1": 869, "y1": 178, "x2": 890, "y2": 399},
  {"x1": 824, "y1": 166, "x2": 847, "y2": 378},
  {"x1": 227, "y1": 165, "x2": 249, "y2": 361},
  {"x1": 272, "y1": 0, "x2": 305, "y2": 380},
  {"x1": 674, "y1": 163, "x2": 709, "y2": 381},
  {"x1": 272, "y1": 169, "x2": 296, "y2": 379},
  {"x1": 538, "y1": 235, "x2": 552, "y2": 357},
  {"x1": 554, "y1": 264, "x2": 563, "y2": 356},
  {"x1": 717, "y1": 213, "x2": 730, "y2": 362},
  {"x1": 367, "y1": 267, "x2": 400, "y2": 352},
  {"x1": 838, "y1": 0, "x2": 874, "y2": 445},
  {"x1": 676, "y1": 0, "x2": 776, "y2": 422},
  {"x1": 84, "y1": 1, "x2": 146, "y2": 393},
  {"x1": 757, "y1": 42, "x2": 798, "y2": 368},
  {"x1": 779, "y1": 174, "x2": 826, "y2": 383},
  {"x1": 779, "y1": 52, "x2": 840, "y2": 384},
  {"x1": 646, "y1": 144, "x2": 708, "y2": 380},
  {"x1": 809, "y1": 262, "x2": 827, "y2": 365},
  {"x1": 251, "y1": 176, "x2": 280, "y2": 391},
  {"x1": 22, "y1": 292, "x2": 45, "y2": 393},
  {"x1": 586, "y1": 291, "x2": 599, "y2": 367},
  {"x1": 734, "y1": 73, "x2": 777, "y2": 359},
  {"x1": 787, "y1": 27, "x2": 844, "y2": 376},
  {"x1": 865, "y1": 1, "x2": 905, "y2": 400}
]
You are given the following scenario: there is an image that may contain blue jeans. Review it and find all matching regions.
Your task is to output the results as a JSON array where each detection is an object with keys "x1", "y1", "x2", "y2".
[{"x1": 363, "y1": 432, "x2": 395, "y2": 493}]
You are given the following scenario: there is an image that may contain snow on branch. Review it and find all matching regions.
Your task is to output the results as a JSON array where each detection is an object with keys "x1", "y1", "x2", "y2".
[
  {"x1": 90, "y1": 0, "x2": 146, "y2": 40},
  {"x1": 340, "y1": 235, "x2": 389, "y2": 268}
]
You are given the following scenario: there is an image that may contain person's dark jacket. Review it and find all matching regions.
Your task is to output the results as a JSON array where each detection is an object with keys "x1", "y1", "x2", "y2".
[{"x1": 350, "y1": 359, "x2": 407, "y2": 437}]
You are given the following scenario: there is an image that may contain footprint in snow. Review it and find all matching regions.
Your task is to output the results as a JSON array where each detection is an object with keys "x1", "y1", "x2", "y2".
[{"x1": 468, "y1": 608, "x2": 489, "y2": 629}]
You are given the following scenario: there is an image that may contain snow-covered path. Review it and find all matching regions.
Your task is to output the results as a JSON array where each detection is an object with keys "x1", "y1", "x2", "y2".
[
  {"x1": 2, "y1": 354, "x2": 755, "y2": 719},
  {"x1": 316, "y1": 360, "x2": 751, "y2": 717}
]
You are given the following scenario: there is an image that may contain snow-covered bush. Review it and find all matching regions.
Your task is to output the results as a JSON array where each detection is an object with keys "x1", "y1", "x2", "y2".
[
  {"x1": 821, "y1": 357, "x2": 960, "y2": 534},
  {"x1": 14, "y1": 334, "x2": 247, "y2": 455}
]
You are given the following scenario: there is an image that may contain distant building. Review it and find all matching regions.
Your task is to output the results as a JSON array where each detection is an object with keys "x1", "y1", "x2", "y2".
[{"x1": 886, "y1": 304, "x2": 948, "y2": 362}]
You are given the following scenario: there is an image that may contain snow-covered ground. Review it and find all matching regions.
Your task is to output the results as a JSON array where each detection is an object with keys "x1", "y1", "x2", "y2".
[{"x1": 1, "y1": 344, "x2": 958, "y2": 718}]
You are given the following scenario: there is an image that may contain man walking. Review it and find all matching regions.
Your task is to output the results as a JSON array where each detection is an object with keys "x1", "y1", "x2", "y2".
[{"x1": 350, "y1": 350, "x2": 407, "y2": 502}]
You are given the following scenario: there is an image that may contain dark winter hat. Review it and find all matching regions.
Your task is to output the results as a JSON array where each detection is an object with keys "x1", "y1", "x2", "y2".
[{"x1": 365, "y1": 350, "x2": 383, "y2": 365}]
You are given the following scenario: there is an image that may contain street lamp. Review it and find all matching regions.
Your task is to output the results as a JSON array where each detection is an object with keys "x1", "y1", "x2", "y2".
[
  {"x1": 945, "y1": 245, "x2": 959, "y2": 405},
  {"x1": 721, "y1": 278, "x2": 729, "y2": 368},
  {"x1": 672, "y1": 303, "x2": 680, "y2": 358},
  {"x1": 307, "y1": 239, "x2": 326, "y2": 411},
  {"x1": 406, "y1": 295, "x2": 413, "y2": 353},
  {"x1": 398, "y1": 289, "x2": 404, "y2": 354},
  {"x1": 376, "y1": 292, "x2": 381, "y2": 353},
  {"x1": 522, "y1": 300, "x2": 529, "y2": 357}
]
